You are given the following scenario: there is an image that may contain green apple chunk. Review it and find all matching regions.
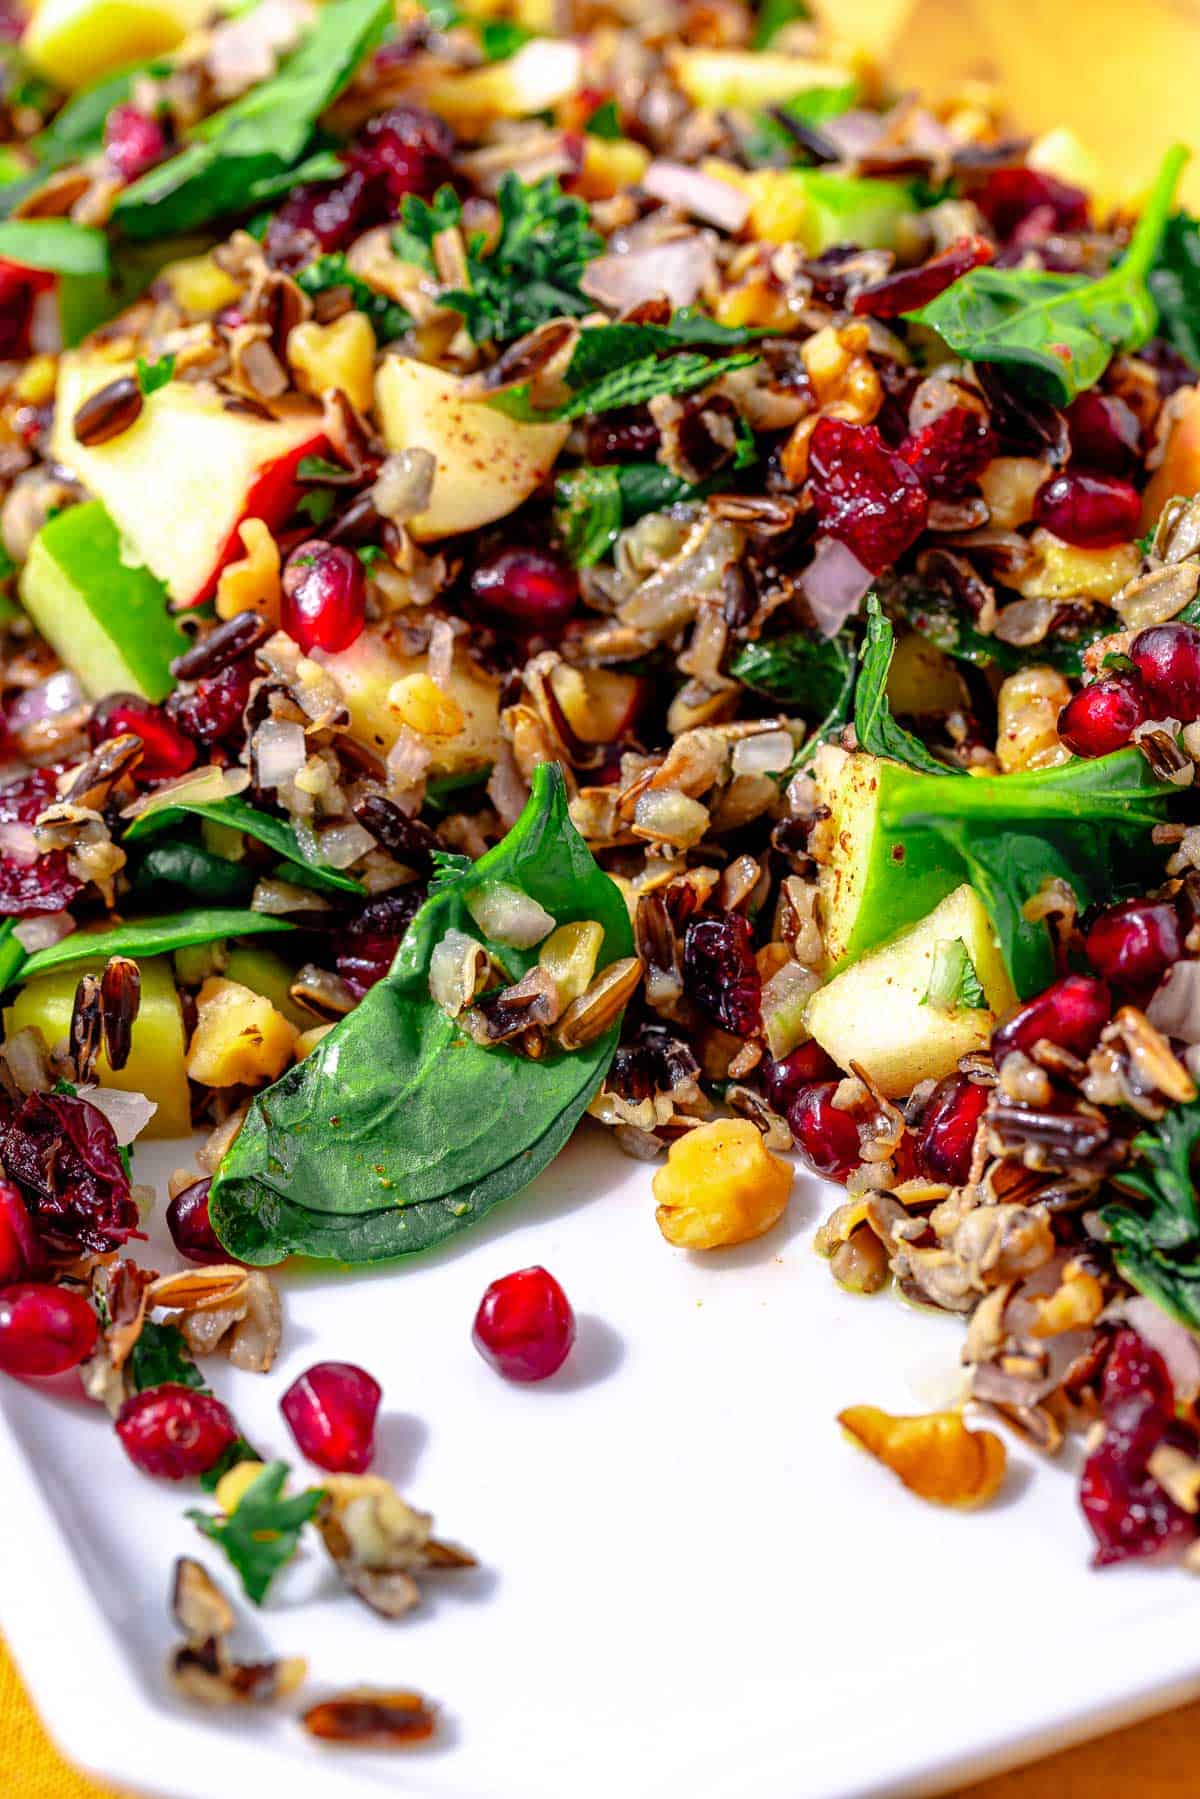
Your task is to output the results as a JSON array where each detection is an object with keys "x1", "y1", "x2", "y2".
[
  {"x1": 5, "y1": 954, "x2": 191, "y2": 1136},
  {"x1": 52, "y1": 351, "x2": 326, "y2": 607},
  {"x1": 20, "y1": 501, "x2": 188, "y2": 702},
  {"x1": 815, "y1": 744, "x2": 964, "y2": 969},
  {"x1": 805, "y1": 884, "x2": 1018, "y2": 1098},
  {"x1": 795, "y1": 170, "x2": 915, "y2": 254}
]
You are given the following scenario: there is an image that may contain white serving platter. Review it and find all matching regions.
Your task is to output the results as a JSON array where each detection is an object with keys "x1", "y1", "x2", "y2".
[{"x1": 2, "y1": 1125, "x2": 1199, "y2": 1799}]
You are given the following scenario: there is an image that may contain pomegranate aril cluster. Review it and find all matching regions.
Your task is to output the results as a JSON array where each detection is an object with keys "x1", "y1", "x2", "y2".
[
  {"x1": 916, "y1": 1074, "x2": 988, "y2": 1186},
  {"x1": 1057, "y1": 672, "x2": 1151, "y2": 758},
  {"x1": 1130, "y1": 622, "x2": 1200, "y2": 723},
  {"x1": 787, "y1": 1081, "x2": 860, "y2": 1182},
  {"x1": 470, "y1": 547, "x2": 579, "y2": 634},
  {"x1": 1032, "y1": 469, "x2": 1141, "y2": 547},
  {"x1": 991, "y1": 973, "x2": 1110, "y2": 1065},
  {"x1": 166, "y1": 1178, "x2": 227, "y2": 1266},
  {"x1": 104, "y1": 104, "x2": 167, "y2": 182},
  {"x1": 1085, "y1": 897, "x2": 1183, "y2": 989}
]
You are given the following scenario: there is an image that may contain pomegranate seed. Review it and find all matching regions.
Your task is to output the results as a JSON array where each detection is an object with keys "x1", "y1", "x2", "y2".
[
  {"x1": 976, "y1": 167, "x2": 1089, "y2": 239},
  {"x1": 115, "y1": 1384, "x2": 238, "y2": 1480},
  {"x1": 0, "y1": 1181, "x2": 41, "y2": 1284},
  {"x1": 682, "y1": 913, "x2": 762, "y2": 1037},
  {"x1": 1057, "y1": 672, "x2": 1152, "y2": 757},
  {"x1": 1066, "y1": 390, "x2": 1141, "y2": 475},
  {"x1": 1085, "y1": 898, "x2": 1183, "y2": 987},
  {"x1": 104, "y1": 104, "x2": 166, "y2": 182},
  {"x1": 852, "y1": 234, "x2": 994, "y2": 318},
  {"x1": 281, "y1": 1360, "x2": 382, "y2": 1473},
  {"x1": 0, "y1": 1282, "x2": 96, "y2": 1377},
  {"x1": 89, "y1": 692, "x2": 197, "y2": 783},
  {"x1": 759, "y1": 1040, "x2": 837, "y2": 1112},
  {"x1": 349, "y1": 105, "x2": 454, "y2": 203},
  {"x1": 470, "y1": 547, "x2": 578, "y2": 634},
  {"x1": 787, "y1": 1081, "x2": 860, "y2": 1181},
  {"x1": 991, "y1": 972, "x2": 1111, "y2": 1064},
  {"x1": 806, "y1": 418, "x2": 929, "y2": 575},
  {"x1": 166, "y1": 656, "x2": 255, "y2": 749},
  {"x1": 472, "y1": 1266, "x2": 575, "y2": 1382},
  {"x1": 899, "y1": 405, "x2": 996, "y2": 498},
  {"x1": 282, "y1": 541, "x2": 367, "y2": 654},
  {"x1": 916, "y1": 1075, "x2": 989, "y2": 1185},
  {"x1": 1032, "y1": 469, "x2": 1141, "y2": 548},
  {"x1": 165, "y1": 1179, "x2": 228, "y2": 1266},
  {"x1": 1130, "y1": 622, "x2": 1200, "y2": 723}
]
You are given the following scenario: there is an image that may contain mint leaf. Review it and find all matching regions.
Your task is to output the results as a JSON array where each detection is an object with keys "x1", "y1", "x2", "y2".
[
  {"x1": 128, "y1": 1321, "x2": 205, "y2": 1393},
  {"x1": 732, "y1": 630, "x2": 853, "y2": 709},
  {"x1": 189, "y1": 1460, "x2": 324, "y2": 1606},
  {"x1": 854, "y1": 597, "x2": 965, "y2": 777},
  {"x1": 1103, "y1": 1099, "x2": 1200, "y2": 1329},
  {"x1": 493, "y1": 349, "x2": 758, "y2": 422},
  {"x1": 554, "y1": 465, "x2": 622, "y2": 567},
  {"x1": 584, "y1": 98, "x2": 621, "y2": 139},
  {"x1": 136, "y1": 353, "x2": 176, "y2": 396},
  {"x1": 566, "y1": 310, "x2": 765, "y2": 386},
  {"x1": 295, "y1": 251, "x2": 411, "y2": 342},
  {"x1": 1148, "y1": 209, "x2": 1200, "y2": 371}
]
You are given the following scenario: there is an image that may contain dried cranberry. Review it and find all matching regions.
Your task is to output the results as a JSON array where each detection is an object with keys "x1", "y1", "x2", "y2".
[
  {"x1": 1057, "y1": 672, "x2": 1152, "y2": 757},
  {"x1": 759, "y1": 1040, "x2": 837, "y2": 1111},
  {"x1": 470, "y1": 547, "x2": 578, "y2": 634},
  {"x1": 1085, "y1": 898, "x2": 1183, "y2": 988},
  {"x1": 1104, "y1": 1328, "x2": 1176, "y2": 1418},
  {"x1": 584, "y1": 406, "x2": 660, "y2": 463},
  {"x1": 166, "y1": 655, "x2": 254, "y2": 749},
  {"x1": 336, "y1": 889, "x2": 425, "y2": 997},
  {"x1": 282, "y1": 541, "x2": 367, "y2": 654},
  {"x1": 0, "y1": 1180, "x2": 41, "y2": 1284},
  {"x1": 281, "y1": 1361, "x2": 382, "y2": 1473},
  {"x1": 976, "y1": 167, "x2": 1089, "y2": 239},
  {"x1": 1130, "y1": 622, "x2": 1200, "y2": 724},
  {"x1": 991, "y1": 972, "x2": 1111, "y2": 1065},
  {"x1": 349, "y1": 105, "x2": 453, "y2": 203},
  {"x1": 916, "y1": 1074, "x2": 988, "y2": 1185},
  {"x1": 472, "y1": 1266, "x2": 575, "y2": 1382},
  {"x1": 116, "y1": 1384, "x2": 238, "y2": 1480},
  {"x1": 1, "y1": 1091, "x2": 139, "y2": 1256},
  {"x1": 682, "y1": 913, "x2": 762, "y2": 1037},
  {"x1": 1032, "y1": 470, "x2": 1141, "y2": 547},
  {"x1": 899, "y1": 406, "x2": 996, "y2": 498},
  {"x1": 0, "y1": 260, "x2": 52, "y2": 361},
  {"x1": 1066, "y1": 390, "x2": 1141, "y2": 475},
  {"x1": 265, "y1": 170, "x2": 376, "y2": 267},
  {"x1": 89, "y1": 692, "x2": 197, "y2": 783},
  {"x1": 806, "y1": 418, "x2": 929, "y2": 575},
  {"x1": 0, "y1": 767, "x2": 82, "y2": 917},
  {"x1": 103, "y1": 104, "x2": 166, "y2": 182},
  {"x1": 787, "y1": 1081, "x2": 860, "y2": 1181},
  {"x1": 165, "y1": 1179, "x2": 227, "y2": 1266},
  {"x1": 852, "y1": 235, "x2": 994, "y2": 319},
  {"x1": 1081, "y1": 1330, "x2": 1195, "y2": 1567},
  {"x1": 0, "y1": 1282, "x2": 96, "y2": 1378}
]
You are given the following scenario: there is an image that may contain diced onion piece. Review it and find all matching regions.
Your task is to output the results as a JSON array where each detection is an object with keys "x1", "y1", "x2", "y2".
[
  {"x1": 1125, "y1": 1297, "x2": 1200, "y2": 1401},
  {"x1": 1147, "y1": 961, "x2": 1200, "y2": 1044},
  {"x1": 122, "y1": 763, "x2": 250, "y2": 821},
  {"x1": 581, "y1": 236, "x2": 716, "y2": 313},
  {"x1": 253, "y1": 719, "x2": 307, "y2": 791},
  {"x1": 632, "y1": 788, "x2": 710, "y2": 848},
  {"x1": 761, "y1": 959, "x2": 821, "y2": 1060},
  {"x1": 731, "y1": 729, "x2": 794, "y2": 778},
  {"x1": 642, "y1": 161, "x2": 750, "y2": 231},
  {"x1": 538, "y1": 920, "x2": 604, "y2": 1007},
  {"x1": 466, "y1": 881, "x2": 555, "y2": 948},
  {"x1": 800, "y1": 535, "x2": 874, "y2": 637},
  {"x1": 7, "y1": 671, "x2": 83, "y2": 730},
  {"x1": 13, "y1": 910, "x2": 75, "y2": 952},
  {"x1": 313, "y1": 819, "x2": 376, "y2": 870},
  {"x1": 429, "y1": 927, "x2": 489, "y2": 1017},
  {"x1": 76, "y1": 1083, "x2": 157, "y2": 1146}
]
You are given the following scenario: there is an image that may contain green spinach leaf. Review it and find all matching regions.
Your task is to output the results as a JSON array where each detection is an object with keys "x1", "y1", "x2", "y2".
[
  {"x1": 854, "y1": 597, "x2": 964, "y2": 776},
  {"x1": 189, "y1": 1460, "x2": 324, "y2": 1606},
  {"x1": 0, "y1": 919, "x2": 24, "y2": 993},
  {"x1": 1148, "y1": 210, "x2": 1200, "y2": 371},
  {"x1": 907, "y1": 143, "x2": 1189, "y2": 403},
  {"x1": 17, "y1": 908, "x2": 295, "y2": 981},
  {"x1": 133, "y1": 840, "x2": 255, "y2": 905},
  {"x1": 1103, "y1": 1100, "x2": 1200, "y2": 1329},
  {"x1": 897, "y1": 587, "x2": 1111, "y2": 679},
  {"x1": 210, "y1": 763, "x2": 634, "y2": 1265},
  {"x1": 123, "y1": 794, "x2": 364, "y2": 895},
  {"x1": 0, "y1": 218, "x2": 108, "y2": 276},
  {"x1": 129, "y1": 1321, "x2": 207, "y2": 1393},
  {"x1": 731, "y1": 629, "x2": 853, "y2": 709}
]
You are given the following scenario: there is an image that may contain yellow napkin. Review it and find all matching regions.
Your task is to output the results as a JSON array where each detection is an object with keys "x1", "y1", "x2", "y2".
[{"x1": 0, "y1": 1637, "x2": 129, "y2": 1798}]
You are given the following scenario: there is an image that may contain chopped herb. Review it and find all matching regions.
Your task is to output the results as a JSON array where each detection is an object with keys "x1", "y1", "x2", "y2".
[
  {"x1": 584, "y1": 98, "x2": 622, "y2": 139},
  {"x1": 136, "y1": 352, "x2": 176, "y2": 396},
  {"x1": 555, "y1": 466, "x2": 623, "y2": 567},
  {"x1": 753, "y1": 0, "x2": 810, "y2": 48},
  {"x1": 493, "y1": 348, "x2": 759, "y2": 423},
  {"x1": 296, "y1": 453, "x2": 354, "y2": 484},
  {"x1": 189, "y1": 1460, "x2": 324, "y2": 1606},
  {"x1": 1103, "y1": 1099, "x2": 1200, "y2": 1329},
  {"x1": 854, "y1": 596, "x2": 964, "y2": 777},
  {"x1": 1148, "y1": 210, "x2": 1200, "y2": 371},
  {"x1": 732, "y1": 630, "x2": 853, "y2": 710},
  {"x1": 921, "y1": 938, "x2": 986, "y2": 1011},
  {"x1": 356, "y1": 544, "x2": 386, "y2": 569},
  {"x1": 129, "y1": 1321, "x2": 206, "y2": 1394},
  {"x1": 478, "y1": 18, "x2": 533, "y2": 59},
  {"x1": 565, "y1": 309, "x2": 765, "y2": 386},
  {"x1": 740, "y1": 84, "x2": 858, "y2": 165},
  {"x1": 295, "y1": 251, "x2": 411, "y2": 343}
]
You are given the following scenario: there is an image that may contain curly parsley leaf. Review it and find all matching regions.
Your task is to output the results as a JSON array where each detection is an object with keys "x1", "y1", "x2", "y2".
[
  {"x1": 136, "y1": 352, "x2": 176, "y2": 396},
  {"x1": 392, "y1": 183, "x2": 464, "y2": 273},
  {"x1": 189, "y1": 1460, "x2": 324, "y2": 1606},
  {"x1": 854, "y1": 597, "x2": 964, "y2": 777},
  {"x1": 1103, "y1": 1100, "x2": 1200, "y2": 1328},
  {"x1": 1148, "y1": 210, "x2": 1200, "y2": 371},
  {"x1": 908, "y1": 143, "x2": 1189, "y2": 403},
  {"x1": 295, "y1": 252, "x2": 411, "y2": 341}
]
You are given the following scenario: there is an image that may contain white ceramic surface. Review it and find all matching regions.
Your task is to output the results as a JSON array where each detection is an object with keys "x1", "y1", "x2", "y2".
[{"x1": 1, "y1": 1126, "x2": 1197, "y2": 1799}]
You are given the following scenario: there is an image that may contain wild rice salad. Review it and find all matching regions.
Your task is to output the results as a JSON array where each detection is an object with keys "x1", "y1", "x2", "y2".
[{"x1": 0, "y1": 0, "x2": 1200, "y2": 1726}]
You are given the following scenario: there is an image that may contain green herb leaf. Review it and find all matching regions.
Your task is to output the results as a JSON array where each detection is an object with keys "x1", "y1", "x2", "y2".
[
  {"x1": 16, "y1": 908, "x2": 296, "y2": 981},
  {"x1": 133, "y1": 840, "x2": 255, "y2": 906},
  {"x1": 565, "y1": 309, "x2": 765, "y2": 387},
  {"x1": 897, "y1": 586, "x2": 1111, "y2": 679},
  {"x1": 136, "y1": 352, "x2": 176, "y2": 396},
  {"x1": 854, "y1": 597, "x2": 964, "y2": 776},
  {"x1": 583, "y1": 98, "x2": 621, "y2": 139},
  {"x1": 920, "y1": 937, "x2": 986, "y2": 1010},
  {"x1": 391, "y1": 182, "x2": 462, "y2": 272},
  {"x1": 123, "y1": 794, "x2": 364, "y2": 894},
  {"x1": 907, "y1": 143, "x2": 1190, "y2": 403},
  {"x1": 0, "y1": 920, "x2": 24, "y2": 993},
  {"x1": 189, "y1": 1461, "x2": 324, "y2": 1606},
  {"x1": 732, "y1": 629, "x2": 852, "y2": 709},
  {"x1": 478, "y1": 17, "x2": 533, "y2": 59},
  {"x1": 752, "y1": 0, "x2": 810, "y2": 48},
  {"x1": 740, "y1": 84, "x2": 858, "y2": 165},
  {"x1": 112, "y1": 0, "x2": 391, "y2": 240},
  {"x1": 295, "y1": 251, "x2": 412, "y2": 343},
  {"x1": 129, "y1": 1321, "x2": 206, "y2": 1394},
  {"x1": 0, "y1": 218, "x2": 108, "y2": 276},
  {"x1": 493, "y1": 349, "x2": 759, "y2": 423},
  {"x1": 1148, "y1": 210, "x2": 1200, "y2": 371},
  {"x1": 1102, "y1": 1100, "x2": 1200, "y2": 1329},
  {"x1": 554, "y1": 465, "x2": 623, "y2": 566},
  {"x1": 210, "y1": 763, "x2": 634, "y2": 1265}
]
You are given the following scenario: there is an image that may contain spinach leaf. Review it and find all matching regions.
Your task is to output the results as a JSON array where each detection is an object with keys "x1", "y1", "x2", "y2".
[
  {"x1": 17, "y1": 909, "x2": 295, "y2": 981},
  {"x1": 189, "y1": 1460, "x2": 324, "y2": 1606},
  {"x1": 478, "y1": 18, "x2": 534, "y2": 59},
  {"x1": 1148, "y1": 210, "x2": 1200, "y2": 371},
  {"x1": 753, "y1": 0, "x2": 810, "y2": 47},
  {"x1": 295, "y1": 251, "x2": 411, "y2": 342},
  {"x1": 133, "y1": 840, "x2": 255, "y2": 905},
  {"x1": 0, "y1": 59, "x2": 163, "y2": 216},
  {"x1": 493, "y1": 350, "x2": 759, "y2": 424},
  {"x1": 731, "y1": 629, "x2": 853, "y2": 709},
  {"x1": 908, "y1": 143, "x2": 1189, "y2": 404},
  {"x1": 129, "y1": 1321, "x2": 207, "y2": 1394},
  {"x1": 123, "y1": 795, "x2": 364, "y2": 895},
  {"x1": 854, "y1": 597, "x2": 964, "y2": 776},
  {"x1": 0, "y1": 919, "x2": 24, "y2": 992},
  {"x1": 1103, "y1": 1100, "x2": 1200, "y2": 1329},
  {"x1": 555, "y1": 465, "x2": 622, "y2": 566},
  {"x1": 210, "y1": 763, "x2": 634, "y2": 1265},
  {"x1": 0, "y1": 218, "x2": 108, "y2": 277},
  {"x1": 112, "y1": 0, "x2": 391, "y2": 240}
]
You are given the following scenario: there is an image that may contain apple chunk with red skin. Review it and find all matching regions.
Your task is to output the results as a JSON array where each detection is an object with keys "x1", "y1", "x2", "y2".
[{"x1": 51, "y1": 352, "x2": 327, "y2": 608}]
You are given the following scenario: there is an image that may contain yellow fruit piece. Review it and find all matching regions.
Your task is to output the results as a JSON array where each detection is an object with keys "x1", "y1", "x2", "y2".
[
  {"x1": 214, "y1": 1459, "x2": 267, "y2": 1516},
  {"x1": 223, "y1": 945, "x2": 312, "y2": 1032},
  {"x1": 14, "y1": 354, "x2": 56, "y2": 406},
  {"x1": 160, "y1": 253, "x2": 242, "y2": 318},
  {"x1": 574, "y1": 136, "x2": 650, "y2": 200},
  {"x1": 885, "y1": 632, "x2": 964, "y2": 719},
  {"x1": 1015, "y1": 529, "x2": 1141, "y2": 603},
  {"x1": 652, "y1": 1118, "x2": 793, "y2": 1250},
  {"x1": 539, "y1": 920, "x2": 604, "y2": 1007},
  {"x1": 4, "y1": 954, "x2": 190, "y2": 1137},
  {"x1": 1143, "y1": 386, "x2": 1200, "y2": 528},
  {"x1": 186, "y1": 978, "x2": 297, "y2": 1088},
  {"x1": 995, "y1": 665, "x2": 1071, "y2": 774},
  {"x1": 978, "y1": 456, "x2": 1047, "y2": 530},
  {"x1": 388, "y1": 671, "x2": 466, "y2": 740},
  {"x1": 838, "y1": 1405, "x2": 1007, "y2": 1507},
  {"x1": 423, "y1": 37, "x2": 582, "y2": 132},
  {"x1": 669, "y1": 48, "x2": 854, "y2": 110},
  {"x1": 714, "y1": 276, "x2": 793, "y2": 331},
  {"x1": 287, "y1": 312, "x2": 376, "y2": 416},
  {"x1": 25, "y1": 0, "x2": 208, "y2": 88},
  {"x1": 742, "y1": 170, "x2": 812, "y2": 246},
  {"x1": 214, "y1": 517, "x2": 280, "y2": 625},
  {"x1": 316, "y1": 631, "x2": 501, "y2": 777}
]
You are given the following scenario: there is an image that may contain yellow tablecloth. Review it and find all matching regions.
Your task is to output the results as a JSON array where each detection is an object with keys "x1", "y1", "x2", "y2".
[{"x1": 1, "y1": 1628, "x2": 1197, "y2": 1798}]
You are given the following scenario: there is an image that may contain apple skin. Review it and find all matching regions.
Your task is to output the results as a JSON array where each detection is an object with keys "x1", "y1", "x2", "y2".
[
  {"x1": 195, "y1": 436, "x2": 324, "y2": 609},
  {"x1": 1142, "y1": 385, "x2": 1200, "y2": 529}
]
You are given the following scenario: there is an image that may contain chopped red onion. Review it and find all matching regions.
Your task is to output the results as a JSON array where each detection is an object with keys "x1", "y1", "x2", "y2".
[
  {"x1": 582, "y1": 235, "x2": 716, "y2": 312},
  {"x1": 1125, "y1": 1297, "x2": 1200, "y2": 1399},
  {"x1": 7, "y1": 671, "x2": 84, "y2": 730},
  {"x1": 12, "y1": 910, "x2": 74, "y2": 952},
  {"x1": 800, "y1": 536, "x2": 875, "y2": 637},
  {"x1": 1147, "y1": 961, "x2": 1200, "y2": 1044},
  {"x1": 642, "y1": 161, "x2": 750, "y2": 231}
]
